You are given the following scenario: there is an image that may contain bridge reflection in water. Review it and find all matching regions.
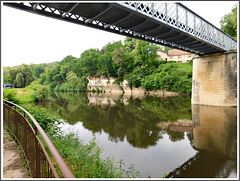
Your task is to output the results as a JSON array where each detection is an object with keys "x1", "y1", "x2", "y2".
[{"x1": 168, "y1": 104, "x2": 237, "y2": 178}]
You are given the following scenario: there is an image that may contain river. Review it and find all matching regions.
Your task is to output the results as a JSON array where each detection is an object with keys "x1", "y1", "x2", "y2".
[{"x1": 32, "y1": 92, "x2": 237, "y2": 178}]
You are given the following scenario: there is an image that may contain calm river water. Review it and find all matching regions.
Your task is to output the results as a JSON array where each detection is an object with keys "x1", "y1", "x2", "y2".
[{"x1": 33, "y1": 92, "x2": 237, "y2": 178}]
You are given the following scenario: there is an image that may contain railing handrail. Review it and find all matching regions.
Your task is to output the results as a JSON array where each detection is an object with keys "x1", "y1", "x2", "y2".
[
  {"x1": 3, "y1": 99, "x2": 75, "y2": 178},
  {"x1": 176, "y1": 2, "x2": 236, "y2": 42}
]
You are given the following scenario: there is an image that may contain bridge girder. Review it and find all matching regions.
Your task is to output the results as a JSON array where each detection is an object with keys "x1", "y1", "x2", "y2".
[{"x1": 4, "y1": 2, "x2": 237, "y2": 55}]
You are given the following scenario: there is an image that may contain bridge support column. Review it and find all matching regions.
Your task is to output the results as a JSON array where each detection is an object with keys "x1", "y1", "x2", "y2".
[{"x1": 191, "y1": 50, "x2": 237, "y2": 106}]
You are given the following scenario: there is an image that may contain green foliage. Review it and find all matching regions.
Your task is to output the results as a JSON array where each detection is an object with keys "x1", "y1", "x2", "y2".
[
  {"x1": 3, "y1": 89, "x2": 19, "y2": 104},
  {"x1": 21, "y1": 104, "x2": 62, "y2": 132},
  {"x1": 220, "y1": 4, "x2": 237, "y2": 40},
  {"x1": 3, "y1": 88, "x2": 37, "y2": 103},
  {"x1": 3, "y1": 37, "x2": 192, "y2": 95},
  {"x1": 26, "y1": 80, "x2": 41, "y2": 91},
  {"x1": 35, "y1": 85, "x2": 50, "y2": 101},
  {"x1": 48, "y1": 134, "x2": 124, "y2": 178},
  {"x1": 140, "y1": 63, "x2": 192, "y2": 95},
  {"x1": 3, "y1": 64, "x2": 34, "y2": 88},
  {"x1": 162, "y1": 172, "x2": 169, "y2": 178},
  {"x1": 3, "y1": 67, "x2": 12, "y2": 83},
  {"x1": 15, "y1": 72, "x2": 24, "y2": 88},
  {"x1": 30, "y1": 63, "x2": 48, "y2": 79}
]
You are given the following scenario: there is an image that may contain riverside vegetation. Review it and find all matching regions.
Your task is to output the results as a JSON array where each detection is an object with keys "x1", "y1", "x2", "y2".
[
  {"x1": 4, "y1": 37, "x2": 193, "y2": 95},
  {"x1": 3, "y1": 88, "x2": 140, "y2": 178},
  {"x1": 3, "y1": 37, "x2": 193, "y2": 178},
  {"x1": 3, "y1": 6, "x2": 237, "y2": 177},
  {"x1": 3, "y1": 37, "x2": 191, "y2": 177}
]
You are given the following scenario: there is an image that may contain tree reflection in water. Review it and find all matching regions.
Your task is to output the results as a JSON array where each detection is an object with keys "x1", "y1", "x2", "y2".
[
  {"x1": 33, "y1": 92, "x2": 237, "y2": 178},
  {"x1": 36, "y1": 92, "x2": 193, "y2": 148}
]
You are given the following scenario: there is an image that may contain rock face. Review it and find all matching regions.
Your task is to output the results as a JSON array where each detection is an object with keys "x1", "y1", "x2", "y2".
[
  {"x1": 87, "y1": 77, "x2": 123, "y2": 94},
  {"x1": 87, "y1": 76, "x2": 179, "y2": 97}
]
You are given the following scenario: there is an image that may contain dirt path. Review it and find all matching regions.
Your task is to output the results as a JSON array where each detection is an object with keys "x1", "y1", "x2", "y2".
[{"x1": 3, "y1": 128, "x2": 30, "y2": 178}]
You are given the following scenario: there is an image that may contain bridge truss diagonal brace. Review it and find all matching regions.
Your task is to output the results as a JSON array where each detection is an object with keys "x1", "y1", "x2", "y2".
[{"x1": 3, "y1": 2, "x2": 237, "y2": 56}]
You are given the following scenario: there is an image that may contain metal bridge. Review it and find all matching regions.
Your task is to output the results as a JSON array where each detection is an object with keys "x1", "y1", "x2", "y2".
[{"x1": 4, "y1": 2, "x2": 237, "y2": 55}]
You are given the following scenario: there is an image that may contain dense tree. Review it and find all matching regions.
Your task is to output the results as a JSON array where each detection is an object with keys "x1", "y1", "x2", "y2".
[
  {"x1": 3, "y1": 64, "x2": 34, "y2": 88},
  {"x1": 97, "y1": 53, "x2": 116, "y2": 77},
  {"x1": 78, "y1": 49, "x2": 100, "y2": 77},
  {"x1": 220, "y1": 4, "x2": 237, "y2": 40},
  {"x1": 3, "y1": 67, "x2": 12, "y2": 83},
  {"x1": 3, "y1": 37, "x2": 192, "y2": 94},
  {"x1": 20, "y1": 64, "x2": 34, "y2": 87},
  {"x1": 124, "y1": 37, "x2": 137, "y2": 52},
  {"x1": 31, "y1": 63, "x2": 47, "y2": 79},
  {"x1": 14, "y1": 73, "x2": 24, "y2": 88},
  {"x1": 134, "y1": 40, "x2": 160, "y2": 68}
]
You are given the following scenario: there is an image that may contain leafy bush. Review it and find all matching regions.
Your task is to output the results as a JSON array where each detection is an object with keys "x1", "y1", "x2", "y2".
[
  {"x1": 21, "y1": 105, "x2": 62, "y2": 133},
  {"x1": 3, "y1": 89, "x2": 19, "y2": 104},
  {"x1": 35, "y1": 85, "x2": 50, "y2": 101},
  {"x1": 140, "y1": 62, "x2": 192, "y2": 95},
  {"x1": 26, "y1": 81, "x2": 41, "y2": 91}
]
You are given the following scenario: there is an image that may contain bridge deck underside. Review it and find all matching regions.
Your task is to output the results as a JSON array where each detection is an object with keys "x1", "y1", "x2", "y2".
[
  {"x1": 45, "y1": 3, "x2": 224, "y2": 55},
  {"x1": 4, "y1": 2, "x2": 236, "y2": 55}
]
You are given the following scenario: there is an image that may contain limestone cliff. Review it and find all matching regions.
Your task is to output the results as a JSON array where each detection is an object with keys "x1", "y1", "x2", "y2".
[
  {"x1": 87, "y1": 77, "x2": 123, "y2": 94},
  {"x1": 87, "y1": 76, "x2": 179, "y2": 97}
]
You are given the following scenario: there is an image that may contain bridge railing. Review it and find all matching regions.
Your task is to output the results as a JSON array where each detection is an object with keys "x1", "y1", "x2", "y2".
[
  {"x1": 118, "y1": 2, "x2": 237, "y2": 54},
  {"x1": 3, "y1": 99, "x2": 75, "y2": 178},
  {"x1": 4, "y1": 2, "x2": 237, "y2": 55}
]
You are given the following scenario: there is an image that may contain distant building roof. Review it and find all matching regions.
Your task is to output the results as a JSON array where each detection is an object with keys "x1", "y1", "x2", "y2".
[{"x1": 168, "y1": 49, "x2": 191, "y2": 56}]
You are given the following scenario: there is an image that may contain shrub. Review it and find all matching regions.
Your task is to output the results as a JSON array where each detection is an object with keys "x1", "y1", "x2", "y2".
[
  {"x1": 3, "y1": 89, "x2": 19, "y2": 104},
  {"x1": 27, "y1": 81, "x2": 42, "y2": 91},
  {"x1": 35, "y1": 85, "x2": 50, "y2": 101}
]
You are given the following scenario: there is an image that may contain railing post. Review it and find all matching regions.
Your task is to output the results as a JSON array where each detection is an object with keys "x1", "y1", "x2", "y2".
[
  {"x1": 35, "y1": 127, "x2": 41, "y2": 178},
  {"x1": 3, "y1": 99, "x2": 74, "y2": 178},
  {"x1": 15, "y1": 106, "x2": 18, "y2": 138},
  {"x1": 8, "y1": 106, "x2": 10, "y2": 127},
  {"x1": 3, "y1": 104, "x2": 5, "y2": 122},
  {"x1": 24, "y1": 121, "x2": 28, "y2": 157}
]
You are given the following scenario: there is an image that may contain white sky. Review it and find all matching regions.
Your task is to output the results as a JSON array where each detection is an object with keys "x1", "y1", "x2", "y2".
[{"x1": 1, "y1": 1, "x2": 238, "y2": 67}]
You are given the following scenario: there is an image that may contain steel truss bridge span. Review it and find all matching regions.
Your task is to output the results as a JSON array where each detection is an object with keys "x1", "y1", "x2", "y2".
[{"x1": 4, "y1": 2, "x2": 237, "y2": 55}]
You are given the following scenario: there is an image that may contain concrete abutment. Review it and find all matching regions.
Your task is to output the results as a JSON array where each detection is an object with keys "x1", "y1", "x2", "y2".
[{"x1": 191, "y1": 51, "x2": 237, "y2": 106}]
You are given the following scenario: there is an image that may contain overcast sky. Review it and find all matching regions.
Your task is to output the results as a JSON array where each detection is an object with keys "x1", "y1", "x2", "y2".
[{"x1": 1, "y1": 1, "x2": 238, "y2": 67}]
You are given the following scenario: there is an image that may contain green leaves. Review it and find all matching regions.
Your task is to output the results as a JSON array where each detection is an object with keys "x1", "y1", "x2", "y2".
[
  {"x1": 35, "y1": 85, "x2": 50, "y2": 101},
  {"x1": 140, "y1": 62, "x2": 192, "y2": 95},
  {"x1": 15, "y1": 72, "x2": 24, "y2": 88},
  {"x1": 3, "y1": 64, "x2": 34, "y2": 88},
  {"x1": 220, "y1": 4, "x2": 237, "y2": 40}
]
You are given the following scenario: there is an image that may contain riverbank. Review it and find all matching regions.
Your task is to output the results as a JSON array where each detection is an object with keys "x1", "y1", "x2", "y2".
[
  {"x1": 3, "y1": 90, "x2": 140, "y2": 178},
  {"x1": 3, "y1": 128, "x2": 30, "y2": 178},
  {"x1": 87, "y1": 76, "x2": 180, "y2": 97}
]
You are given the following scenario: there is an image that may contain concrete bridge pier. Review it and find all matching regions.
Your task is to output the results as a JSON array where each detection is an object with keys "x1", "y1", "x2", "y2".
[{"x1": 191, "y1": 51, "x2": 237, "y2": 106}]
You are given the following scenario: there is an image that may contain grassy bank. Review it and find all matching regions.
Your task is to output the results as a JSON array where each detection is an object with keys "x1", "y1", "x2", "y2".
[
  {"x1": 3, "y1": 88, "x2": 35, "y2": 103},
  {"x1": 3, "y1": 88, "x2": 140, "y2": 178}
]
